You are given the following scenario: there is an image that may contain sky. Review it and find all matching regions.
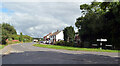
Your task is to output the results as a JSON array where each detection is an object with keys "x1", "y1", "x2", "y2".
[{"x1": 0, "y1": 2, "x2": 91, "y2": 38}]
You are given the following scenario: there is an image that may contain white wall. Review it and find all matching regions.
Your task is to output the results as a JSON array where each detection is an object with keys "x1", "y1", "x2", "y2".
[
  {"x1": 47, "y1": 35, "x2": 50, "y2": 38},
  {"x1": 56, "y1": 31, "x2": 64, "y2": 41}
]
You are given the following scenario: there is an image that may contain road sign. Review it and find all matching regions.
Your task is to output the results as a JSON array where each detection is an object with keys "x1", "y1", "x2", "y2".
[
  {"x1": 97, "y1": 38, "x2": 107, "y2": 50},
  {"x1": 97, "y1": 38, "x2": 107, "y2": 42}
]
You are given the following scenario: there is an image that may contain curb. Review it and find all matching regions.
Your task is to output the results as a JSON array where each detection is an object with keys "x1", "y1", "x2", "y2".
[{"x1": 0, "y1": 42, "x2": 33, "y2": 56}]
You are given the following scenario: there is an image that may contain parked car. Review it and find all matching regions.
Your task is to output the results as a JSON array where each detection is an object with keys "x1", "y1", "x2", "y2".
[
  {"x1": 46, "y1": 41, "x2": 49, "y2": 44},
  {"x1": 39, "y1": 41, "x2": 43, "y2": 44},
  {"x1": 40, "y1": 41, "x2": 43, "y2": 43},
  {"x1": 43, "y1": 41, "x2": 46, "y2": 44}
]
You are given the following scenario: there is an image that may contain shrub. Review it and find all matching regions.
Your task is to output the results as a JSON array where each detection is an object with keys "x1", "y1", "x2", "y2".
[
  {"x1": 55, "y1": 41, "x2": 60, "y2": 45},
  {"x1": 55, "y1": 41, "x2": 75, "y2": 47},
  {"x1": 64, "y1": 41, "x2": 70, "y2": 46},
  {"x1": 59, "y1": 40, "x2": 65, "y2": 46}
]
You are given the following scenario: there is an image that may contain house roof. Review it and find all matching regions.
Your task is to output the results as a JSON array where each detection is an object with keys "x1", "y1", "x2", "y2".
[
  {"x1": 50, "y1": 30, "x2": 61, "y2": 36},
  {"x1": 44, "y1": 33, "x2": 52, "y2": 38}
]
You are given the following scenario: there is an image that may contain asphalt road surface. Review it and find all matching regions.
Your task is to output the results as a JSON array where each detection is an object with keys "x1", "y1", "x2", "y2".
[{"x1": 2, "y1": 43, "x2": 120, "y2": 64}]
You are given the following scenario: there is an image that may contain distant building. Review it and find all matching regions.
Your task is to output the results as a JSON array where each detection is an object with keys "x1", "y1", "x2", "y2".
[
  {"x1": 43, "y1": 33, "x2": 52, "y2": 41},
  {"x1": 50, "y1": 30, "x2": 64, "y2": 43},
  {"x1": 75, "y1": 33, "x2": 81, "y2": 46}
]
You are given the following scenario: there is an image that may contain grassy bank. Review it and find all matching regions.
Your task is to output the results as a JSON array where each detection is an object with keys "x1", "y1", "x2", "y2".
[
  {"x1": 0, "y1": 44, "x2": 8, "y2": 49},
  {"x1": 33, "y1": 44, "x2": 120, "y2": 53}
]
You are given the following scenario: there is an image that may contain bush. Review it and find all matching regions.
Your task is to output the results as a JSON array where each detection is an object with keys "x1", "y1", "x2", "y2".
[
  {"x1": 59, "y1": 40, "x2": 65, "y2": 46},
  {"x1": 55, "y1": 41, "x2": 60, "y2": 45},
  {"x1": 8, "y1": 38, "x2": 13, "y2": 41},
  {"x1": 55, "y1": 41, "x2": 75, "y2": 47},
  {"x1": 64, "y1": 41, "x2": 70, "y2": 46},
  {"x1": 83, "y1": 42, "x2": 91, "y2": 48}
]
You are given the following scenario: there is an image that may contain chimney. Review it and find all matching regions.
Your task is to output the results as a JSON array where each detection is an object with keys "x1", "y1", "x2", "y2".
[{"x1": 57, "y1": 30, "x2": 59, "y2": 32}]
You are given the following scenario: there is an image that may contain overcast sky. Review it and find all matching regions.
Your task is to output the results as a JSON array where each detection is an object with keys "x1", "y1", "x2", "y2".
[{"x1": 0, "y1": 2, "x2": 91, "y2": 38}]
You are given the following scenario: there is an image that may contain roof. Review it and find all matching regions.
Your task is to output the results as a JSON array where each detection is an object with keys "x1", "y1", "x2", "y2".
[
  {"x1": 50, "y1": 31, "x2": 61, "y2": 36},
  {"x1": 44, "y1": 33, "x2": 52, "y2": 38}
]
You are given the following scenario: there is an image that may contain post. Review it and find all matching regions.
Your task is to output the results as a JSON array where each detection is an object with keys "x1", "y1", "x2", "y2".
[
  {"x1": 97, "y1": 38, "x2": 107, "y2": 50},
  {"x1": 100, "y1": 42, "x2": 102, "y2": 50}
]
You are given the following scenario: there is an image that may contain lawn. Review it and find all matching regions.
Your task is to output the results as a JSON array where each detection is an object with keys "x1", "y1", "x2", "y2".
[{"x1": 33, "y1": 44, "x2": 120, "y2": 53}]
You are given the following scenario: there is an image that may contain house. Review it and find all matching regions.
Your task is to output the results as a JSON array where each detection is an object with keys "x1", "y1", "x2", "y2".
[
  {"x1": 75, "y1": 33, "x2": 81, "y2": 46},
  {"x1": 50, "y1": 30, "x2": 64, "y2": 43},
  {"x1": 43, "y1": 33, "x2": 52, "y2": 41}
]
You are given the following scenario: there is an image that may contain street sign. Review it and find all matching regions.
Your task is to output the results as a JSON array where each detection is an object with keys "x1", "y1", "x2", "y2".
[
  {"x1": 97, "y1": 38, "x2": 107, "y2": 42},
  {"x1": 92, "y1": 44, "x2": 98, "y2": 46},
  {"x1": 106, "y1": 45, "x2": 112, "y2": 47},
  {"x1": 97, "y1": 38, "x2": 107, "y2": 50}
]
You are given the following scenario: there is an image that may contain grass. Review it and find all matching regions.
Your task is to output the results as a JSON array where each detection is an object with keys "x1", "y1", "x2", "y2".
[
  {"x1": 33, "y1": 44, "x2": 120, "y2": 53},
  {"x1": 0, "y1": 44, "x2": 8, "y2": 49}
]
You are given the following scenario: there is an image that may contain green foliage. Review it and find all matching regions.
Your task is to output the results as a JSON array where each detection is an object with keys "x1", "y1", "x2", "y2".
[
  {"x1": 19, "y1": 32, "x2": 23, "y2": 42},
  {"x1": 63, "y1": 26, "x2": 75, "y2": 42},
  {"x1": 75, "y1": 2, "x2": 120, "y2": 49},
  {"x1": 9, "y1": 34, "x2": 32, "y2": 42},
  {"x1": 23, "y1": 35, "x2": 33, "y2": 42},
  {"x1": 55, "y1": 40, "x2": 65, "y2": 46},
  {"x1": 33, "y1": 44, "x2": 120, "y2": 53},
  {"x1": 0, "y1": 23, "x2": 32, "y2": 44},
  {"x1": 55, "y1": 40, "x2": 75, "y2": 47},
  {"x1": 2, "y1": 23, "x2": 17, "y2": 35},
  {"x1": 1, "y1": 23, "x2": 17, "y2": 44},
  {"x1": 0, "y1": 24, "x2": 2, "y2": 44}
]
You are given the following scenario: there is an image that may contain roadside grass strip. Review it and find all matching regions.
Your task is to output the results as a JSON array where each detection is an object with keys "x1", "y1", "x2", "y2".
[
  {"x1": 33, "y1": 44, "x2": 120, "y2": 53},
  {"x1": 0, "y1": 45, "x2": 6, "y2": 49}
]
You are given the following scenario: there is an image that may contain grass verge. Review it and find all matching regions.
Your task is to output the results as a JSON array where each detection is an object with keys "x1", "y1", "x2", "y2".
[
  {"x1": 0, "y1": 44, "x2": 8, "y2": 49},
  {"x1": 33, "y1": 44, "x2": 120, "y2": 53}
]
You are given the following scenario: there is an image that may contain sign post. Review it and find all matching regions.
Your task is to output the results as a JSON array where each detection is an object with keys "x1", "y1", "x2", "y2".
[{"x1": 97, "y1": 38, "x2": 107, "y2": 49}]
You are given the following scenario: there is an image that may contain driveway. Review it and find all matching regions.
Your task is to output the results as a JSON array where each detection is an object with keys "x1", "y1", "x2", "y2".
[{"x1": 2, "y1": 42, "x2": 120, "y2": 64}]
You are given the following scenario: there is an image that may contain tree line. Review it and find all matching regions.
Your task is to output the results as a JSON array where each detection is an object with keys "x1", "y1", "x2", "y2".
[
  {"x1": 0, "y1": 23, "x2": 33, "y2": 44},
  {"x1": 75, "y1": 2, "x2": 120, "y2": 49},
  {"x1": 56, "y1": 2, "x2": 120, "y2": 50}
]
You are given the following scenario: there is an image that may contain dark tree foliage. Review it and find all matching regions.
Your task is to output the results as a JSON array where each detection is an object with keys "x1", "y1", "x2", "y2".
[
  {"x1": 63, "y1": 26, "x2": 75, "y2": 43},
  {"x1": 1, "y1": 23, "x2": 17, "y2": 44},
  {"x1": 0, "y1": 23, "x2": 33, "y2": 44},
  {"x1": 2, "y1": 23, "x2": 17, "y2": 35},
  {"x1": 75, "y1": 2, "x2": 120, "y2": 49},
  {"x1": 19, "y1": 32, "x2": 23, "y2": 42}
]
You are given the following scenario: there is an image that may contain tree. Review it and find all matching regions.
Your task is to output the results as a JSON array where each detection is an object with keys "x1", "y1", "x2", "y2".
[
  {"x1": 2, "y1": 23, "x2": 17, "y2": 35},
  {"x1": 0, "y1": 24, "x2": 2, "y2": 44},
  {"x1": 75, "y1": 2, "x2": 120, "y2": 49},
  {"x1": 63, "y1": 26, "x2": 75, "y2": 43},
  {"x1": 1, "y1": 23, "x2": 17, "y2": 44},
  {"x1": 19, "y1": 32, "x2": 23, "y2": 42}
]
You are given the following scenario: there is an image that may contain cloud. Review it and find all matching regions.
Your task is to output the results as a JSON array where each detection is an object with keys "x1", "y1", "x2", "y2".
[
  {"x1": 1, "y1": 2, "x2": 87, "y2": 37},
  {"x1": 2, "y1": 0, "x2": 94, "y2": 2}
]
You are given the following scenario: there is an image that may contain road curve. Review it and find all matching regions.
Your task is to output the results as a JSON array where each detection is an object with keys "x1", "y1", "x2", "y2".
[{"x1": 2, "y1": 42, "x2": 119, "y2": 64}]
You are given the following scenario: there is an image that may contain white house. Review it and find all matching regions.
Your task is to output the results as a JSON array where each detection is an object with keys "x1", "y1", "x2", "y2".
[
  {"x1": 43, "y1": 33, "x2": 52, "y2": 41},
  {"x1": 50, "y1": 30, "x2": 64, "y2": 43}
]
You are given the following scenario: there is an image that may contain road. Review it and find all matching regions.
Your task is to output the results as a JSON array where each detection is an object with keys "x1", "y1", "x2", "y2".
[{"x1": 2, "y1": 43, "x2": 119, "y2": 64}]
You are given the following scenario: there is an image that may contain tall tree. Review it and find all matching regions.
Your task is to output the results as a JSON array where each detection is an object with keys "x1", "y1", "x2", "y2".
[
  {"x1": 63, "y1": 26, "x2": 75, "y2": 42},
  {"x1": 19, "y1": 32, "x2": 23, "y2": 42},
  {"x1": 75, "y1": 2, "x2": 120, "y2": 49},
  {"x1": 1, "y1": 23, "x2": 17, "y2": 44},
  {"x1": 2, "y1": 23, "x2": 17, "y2": 35}
]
